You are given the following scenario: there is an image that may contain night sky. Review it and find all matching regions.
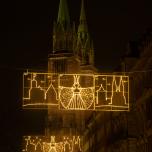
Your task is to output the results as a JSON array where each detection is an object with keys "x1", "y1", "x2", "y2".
[
  {"x1": 1, "y1": 0, "x2": 152, "y2": 151},
  {"x1": 4, "y1": 0, "x2": 152, "y2": 71}
]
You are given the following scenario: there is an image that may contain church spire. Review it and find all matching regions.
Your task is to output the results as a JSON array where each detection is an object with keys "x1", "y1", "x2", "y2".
[
  {"x1": 52, "y1": 0, "x2": 76, "y2": 54},
  {"x1": 57, "y1": 0, "x2": 70, "y2": 25},
  {"x1": 76, "y1": 0, "x2": 94, "y2": 65},
  {"x1": 78, "y1": 0, "x2": 88, "y2": 33},
  {"x1": 80, "y1": 0, "x2": 87, "y2": 24}
]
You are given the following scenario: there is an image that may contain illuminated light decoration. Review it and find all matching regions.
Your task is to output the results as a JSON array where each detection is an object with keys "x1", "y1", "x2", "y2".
[
  {"x1": 23, "y1": 72, "x2": 129, "y2": 111},
  {"x1": 95, "y1": 75, "x2": 129, "y2": 111},
  {"x1": 59, "y1": 74, "x2": 94, "y2": 110},
  {"x1": 22, "y1": 136, "x2": 82, "y2": 152},
  {"x1": 23, "y1": 72, "x2": 59, "y2": 108}
]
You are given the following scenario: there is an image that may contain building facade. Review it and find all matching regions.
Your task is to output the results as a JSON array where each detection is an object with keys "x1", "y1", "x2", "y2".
[
  {"x1": 46, "y1": 0, "x2": 95, "y2": 140},
  {"x1": 22, "y1": 0, "x2": 152, "y2": 152},
  {"x1": 22, "y1": 1, "x2": 97, "y2": 151},
  {"x1": 83, "y1": 30, "x2": 152, "y2": 152}
]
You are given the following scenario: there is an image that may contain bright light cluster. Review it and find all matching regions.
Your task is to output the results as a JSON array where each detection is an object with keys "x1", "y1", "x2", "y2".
[
  {"x1": 23, "y1": 72, "x2": 129, "y2": 111},
  {"x1": 22, "y1": 136, "x2": 82, "y2": 152},
  {"x1": 59, "y1": 75, "x2": 94, "y2": 110}
]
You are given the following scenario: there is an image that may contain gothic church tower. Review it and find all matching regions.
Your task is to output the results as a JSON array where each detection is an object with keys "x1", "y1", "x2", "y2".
[
  {"x1": 46, "y1": 0, "x2": 95, "y2": 136},
  {"x1": 76, "y1": 0, "x2": 94, "y2": 66},
  {"x1": 48, "y1": 0, "x2": 95, "y2": 74}
]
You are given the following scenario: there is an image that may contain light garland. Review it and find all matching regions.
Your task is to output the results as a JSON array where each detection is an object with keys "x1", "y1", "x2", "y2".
[
  {"x1": 22, "y1": 136, "x2": 82, "y2": 152},
  {"x1": 23, "y1": 72, "x2": 129, "y2": 111}
]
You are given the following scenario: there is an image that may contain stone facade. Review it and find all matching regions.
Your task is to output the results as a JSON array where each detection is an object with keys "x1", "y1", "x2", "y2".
[
  {"x1": 46, "y1": 0, "x2": 95, "y2": 137},
  {"x1": 83, "y1": 30, "x2": 152, "y2": 152}
]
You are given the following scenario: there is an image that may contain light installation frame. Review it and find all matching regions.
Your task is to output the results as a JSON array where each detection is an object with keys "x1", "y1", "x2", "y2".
[
  {"x1": 23, "y1": 72, "x2": 129, "y2": 111},
  {"x1": 22, "y1": 135, "x2": 82, "y2": 152}
]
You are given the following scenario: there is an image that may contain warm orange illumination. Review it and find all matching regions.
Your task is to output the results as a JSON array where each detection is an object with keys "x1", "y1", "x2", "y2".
[
  {"x1": 22, "y1": 136, "x2": 82, "y2": 152},
  {"x1": 23, "y1": 72, "x2": 129, "y2": 111},
  {"x1": 59, "y1": 74, "x2": 94, "y2": 110}
]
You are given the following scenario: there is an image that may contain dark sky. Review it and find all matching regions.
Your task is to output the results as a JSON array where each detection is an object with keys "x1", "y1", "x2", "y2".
[
  {"x1": 1, "y1": 0, "x2": 152, "y2": 150},
  {"x1": 4, "y1": 0, "x2": 152, "y2": 72}
]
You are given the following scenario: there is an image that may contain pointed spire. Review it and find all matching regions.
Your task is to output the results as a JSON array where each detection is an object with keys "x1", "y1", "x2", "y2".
[
  {"x1": 80, "y1": 0, "x2": 87, "y2": 23},
  {"x1": 57, "y1": 0, "x2": 70, "y2": 25},
  {"x1": 76, "y1": 0, "x2": 94, "y2": 66},
  {"x1": 78, "y1": 0, "x2": 88, "y2": 33}
]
